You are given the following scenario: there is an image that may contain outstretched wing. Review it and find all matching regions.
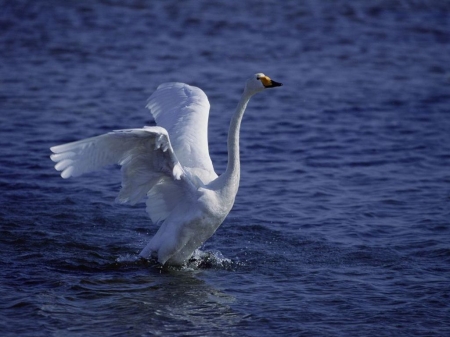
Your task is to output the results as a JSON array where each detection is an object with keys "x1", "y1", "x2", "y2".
[
  {"x1": 146, "y1": 83, "x2": 216, "y2": 183},
  {"x1": 50, "y1": 126, "x2": 191, "y2": 224}
]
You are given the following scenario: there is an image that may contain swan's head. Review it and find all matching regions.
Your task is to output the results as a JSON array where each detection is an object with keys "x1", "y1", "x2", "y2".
[{"x1": 244, "y1": 73, "x2": 282, "y2": 95}]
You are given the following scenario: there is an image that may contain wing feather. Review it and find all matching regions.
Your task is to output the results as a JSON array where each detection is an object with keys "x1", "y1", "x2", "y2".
[
  {"x1": 50, "y1": 126, "x2": 190, "y2": 224},
  {"x1": 146, "y1": 83, "x2": 216, "y2": 183}
]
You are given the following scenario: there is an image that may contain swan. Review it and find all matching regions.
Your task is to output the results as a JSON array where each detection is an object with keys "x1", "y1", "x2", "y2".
[{"x1": 50, "y1": 73, "x2": 282, "y2": 266}]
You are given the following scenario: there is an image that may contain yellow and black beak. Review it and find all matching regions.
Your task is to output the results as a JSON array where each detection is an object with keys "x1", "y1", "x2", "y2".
[{"x1": 260, "y1": 75, "x2": 283, "y2": 88}]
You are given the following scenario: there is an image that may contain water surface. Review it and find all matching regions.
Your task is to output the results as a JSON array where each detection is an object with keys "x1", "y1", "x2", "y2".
[{"x1": 1, "y1": 1, "x2": 450, "y2": 336}]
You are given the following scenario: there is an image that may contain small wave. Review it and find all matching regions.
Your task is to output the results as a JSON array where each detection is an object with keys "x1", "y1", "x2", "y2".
[{"x1": 115, "y1": 253, "x2": 141, "y2": 264}]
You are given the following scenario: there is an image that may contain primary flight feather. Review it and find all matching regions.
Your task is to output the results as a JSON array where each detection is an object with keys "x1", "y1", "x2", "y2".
[{"x1": 50, "y1": 73, "x2": 282, "y2": 266}]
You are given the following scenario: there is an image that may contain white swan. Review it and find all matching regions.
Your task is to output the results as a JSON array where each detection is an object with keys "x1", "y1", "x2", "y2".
[{"x1": 50, "y1": 73, "x2": 282, "y2": 266}]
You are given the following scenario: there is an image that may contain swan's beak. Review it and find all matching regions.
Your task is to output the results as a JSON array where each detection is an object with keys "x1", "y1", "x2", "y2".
[
  {"x1": 266, "y1": 80, "x2": 282, "y2": 88},
  {"x1": 260, "y1": 76, "x2": 283, "y2": 88}
]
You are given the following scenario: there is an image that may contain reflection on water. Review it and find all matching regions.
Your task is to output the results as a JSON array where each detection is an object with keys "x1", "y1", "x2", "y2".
[{"x1": 38, "y1": 261, "x2": 239, "y2": 336}]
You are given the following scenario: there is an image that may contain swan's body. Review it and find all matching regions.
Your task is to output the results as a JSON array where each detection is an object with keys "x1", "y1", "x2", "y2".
[{"x1": 50, "y1": 73, "x2": 282, "y2": 266}]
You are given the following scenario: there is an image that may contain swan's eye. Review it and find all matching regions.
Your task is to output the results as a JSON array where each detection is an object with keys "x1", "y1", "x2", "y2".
[{"x1": 256, "y1": 76, "x2": 260, "y2": 80}]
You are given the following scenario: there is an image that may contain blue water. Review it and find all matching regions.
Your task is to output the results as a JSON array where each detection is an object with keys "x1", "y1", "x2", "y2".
[{"x1": 1, "y1": 0, "x2": 450, "y2": 336}]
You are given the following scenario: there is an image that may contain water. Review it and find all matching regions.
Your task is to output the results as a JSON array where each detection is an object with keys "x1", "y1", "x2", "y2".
[{"x1": 1, "y1": 0, "x2": 450, "y2": 336}]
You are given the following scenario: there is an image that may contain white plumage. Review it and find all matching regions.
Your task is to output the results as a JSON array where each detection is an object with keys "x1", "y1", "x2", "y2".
[{"x1": 50, "y1": 73, "x2": 282, "y2": 266}]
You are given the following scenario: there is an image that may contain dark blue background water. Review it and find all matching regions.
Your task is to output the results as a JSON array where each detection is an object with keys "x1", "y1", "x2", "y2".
[{"x1": 1, "y1": 1, "x2": 450, "y2": 336}]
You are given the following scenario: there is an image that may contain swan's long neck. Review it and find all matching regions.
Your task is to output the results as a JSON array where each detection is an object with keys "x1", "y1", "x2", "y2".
[{"x1": 219, "y1": 90, "x2": 252, "y2": 196}]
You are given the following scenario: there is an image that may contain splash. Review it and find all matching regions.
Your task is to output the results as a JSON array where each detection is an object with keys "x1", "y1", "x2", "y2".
[
  {"x1": 114, "y1": 250, "x2": 235, "y2": 271},
  {"x1": 186, "y1": 249, "x2": 233, "y2": 269}
]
